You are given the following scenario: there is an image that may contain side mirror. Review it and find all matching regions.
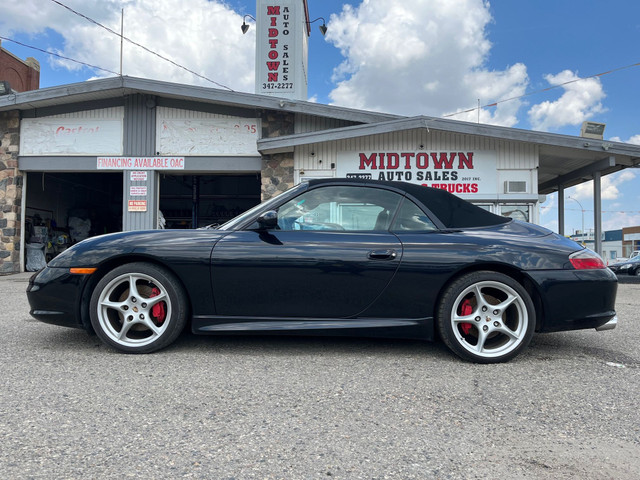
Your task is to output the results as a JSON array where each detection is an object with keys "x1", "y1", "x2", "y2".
[{"x1": 256, "y1": 210, "x2": 278, "y2": 230}]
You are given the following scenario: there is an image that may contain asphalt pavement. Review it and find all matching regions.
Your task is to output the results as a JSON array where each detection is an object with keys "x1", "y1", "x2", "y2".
[{"x1": 1, "y1": 272, "x2": 639, "y2": 479}]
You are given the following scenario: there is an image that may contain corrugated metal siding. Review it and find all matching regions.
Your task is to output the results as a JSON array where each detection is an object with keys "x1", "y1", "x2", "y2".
[
  {"x1": 43, "y1": 107, "x2": 124, "y2": 119},
  {"x1": 295, "y1": 113, "x2": 355, "y2": 134},
  {"x1": 122, "y1": 95, "x2": 157, "y2": 231},
  {"x1": 158, "y1": 106, "x2": 241, "y2": 120},
  {"x1": 295, "y1": 129, "x2": 539, "y2": 171}
]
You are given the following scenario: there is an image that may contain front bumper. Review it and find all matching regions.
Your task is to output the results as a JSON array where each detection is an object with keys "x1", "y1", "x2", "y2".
[{"x1": 27, "y1": 267, "x2": 91, "y2": 329}]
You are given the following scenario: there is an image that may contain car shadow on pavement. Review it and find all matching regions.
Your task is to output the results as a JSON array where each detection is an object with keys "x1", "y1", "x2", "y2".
[{"x1": 172, "y1": 329, "x2": 454, "y2": 358}]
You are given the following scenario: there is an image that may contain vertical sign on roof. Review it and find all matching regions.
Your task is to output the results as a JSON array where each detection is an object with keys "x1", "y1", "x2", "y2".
[{"x1": 255, "y1": 0, "x2": 308, "y2": 100}]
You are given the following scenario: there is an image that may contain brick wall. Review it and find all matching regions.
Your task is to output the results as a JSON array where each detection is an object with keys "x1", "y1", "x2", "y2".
[
  {"x1": 260, "y1": 111, "x2": 295, "y2": 201},
  {"x1": 0, "y1": 111, "x2": 22, "y2": 274},
  {"x1": 0, "y1": 44, "x2": 40, "y2": 92}
]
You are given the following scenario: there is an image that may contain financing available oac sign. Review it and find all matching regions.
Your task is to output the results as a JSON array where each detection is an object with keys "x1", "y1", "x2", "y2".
[{"x1": 336, "y1": 150, "x2": 498, "y2": 195}]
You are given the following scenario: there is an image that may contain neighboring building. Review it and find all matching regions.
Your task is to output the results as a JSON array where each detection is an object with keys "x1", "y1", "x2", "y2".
[
  {"x1": 579, "y1": 229, "x2": 623, "y2": 264},
  {"x1": 621, "y1": 226, "x2": 640, "y2": 257},
  {"x1": 1, "y1": 0, "x2": 640, "y2": 273},
  {"x1": 0, "y1": 40, "x2": 40, "y2": 93}
]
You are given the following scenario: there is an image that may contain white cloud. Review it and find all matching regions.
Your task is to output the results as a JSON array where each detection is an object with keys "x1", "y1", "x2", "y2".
[
  {"x1": 571, "y1": 169, "x2": 636, "y2": 202},
  {"x1": 603, "y1": 211, "x2": 640, "y2": 231},
  {"x1": 610, "y1": 135, "x2": 640, "y2": 145},
  {"x1": 527, "y1": 70, "x2": 606, "y2": 132},
  {"x1": 0, "y1": 0, "x2": 256, "y2": 91},
  {"x1": 325, "y1": 0, "x2": 529, "y2": 126}
]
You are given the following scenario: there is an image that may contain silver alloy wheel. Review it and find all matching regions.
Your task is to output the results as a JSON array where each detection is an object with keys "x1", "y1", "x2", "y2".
[
  {"x1": 450, "y1": 280, "x2": 528, "y2": 359},
  {"x1": 96, "y1": 272, "x2": 172, "y2": 348}
]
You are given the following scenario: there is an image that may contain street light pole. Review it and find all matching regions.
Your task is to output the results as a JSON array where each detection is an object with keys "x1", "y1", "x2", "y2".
[{"x1": 566, "y1": 196, "x2": 585, "y2": 242}]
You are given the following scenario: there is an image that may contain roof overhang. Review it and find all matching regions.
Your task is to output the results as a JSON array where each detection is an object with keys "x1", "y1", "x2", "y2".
[{"x1": 0, "y1": 75, "x2": 398, "y2": 124}]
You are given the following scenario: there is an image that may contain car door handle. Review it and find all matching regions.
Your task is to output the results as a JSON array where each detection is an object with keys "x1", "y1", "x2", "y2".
[{"x1": 367, "y1": 249, "x2": 397, "y2": 260}]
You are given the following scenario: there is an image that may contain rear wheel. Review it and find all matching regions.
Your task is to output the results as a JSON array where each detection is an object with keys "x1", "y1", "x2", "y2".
[
  {"x1": 89, "y1": 263, "x2": 188, "y2": 353},
  {"x1": 437, "y1": 271, "x2": 535, "y2": 363}
]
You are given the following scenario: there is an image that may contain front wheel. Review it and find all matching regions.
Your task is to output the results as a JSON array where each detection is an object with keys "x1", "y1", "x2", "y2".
[
  {"x1": 437, "y1": 271, "x2": 535, "y2": 363},
  {"x1": 89, "y1": 263, "x2": 188, "y2": 353}
]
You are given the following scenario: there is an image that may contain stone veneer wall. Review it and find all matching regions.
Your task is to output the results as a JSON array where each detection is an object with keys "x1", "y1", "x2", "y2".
[
  {"x1": 260, "y1": 111, "x2": 295, "y2": 201},
  {"x1": 0, "y1": 111, "x2": 22, "y2": 274}
]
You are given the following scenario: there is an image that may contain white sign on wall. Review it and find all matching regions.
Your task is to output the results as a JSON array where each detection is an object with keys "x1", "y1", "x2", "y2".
[
  {"x1": 20, "y1": 118, "x2": 123, "y2": 156},
  {"x1": 97, "y1": 157, "x2": 185, "y2": 170},
  {"x1": 130, "y1": 171, "x2": 148, "y2": 182},
  {"x1": 129, "y1": 186, "x2": 148, "y2": 196},
  {"x1": 336, "y1": 151, "x2": 498, "y2": 195},
  {"x1": 157, "y1": 118, "x2": 260, "y2": 156}
]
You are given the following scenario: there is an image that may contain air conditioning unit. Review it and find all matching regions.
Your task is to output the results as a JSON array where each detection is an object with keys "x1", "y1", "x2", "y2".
[{"x1": 504, "y1": 181, "x2": 527, "y2": 194}]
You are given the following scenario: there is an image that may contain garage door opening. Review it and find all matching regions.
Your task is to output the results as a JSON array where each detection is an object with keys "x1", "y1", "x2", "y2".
[
  {"x1": 159, "y1": 174, "x2": 261, "y2": 229},
  {"x1": 25, "y1": 172, "x2": 123, "y2": 264}
]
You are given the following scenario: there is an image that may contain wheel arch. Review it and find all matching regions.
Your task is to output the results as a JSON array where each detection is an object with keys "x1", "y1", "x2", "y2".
[
  {"x1": 79, "y1": 254, "x2": 193, "y2": 332},
  {"x1": 434, "y1": 263, "x2": 545, "y2": 332}
]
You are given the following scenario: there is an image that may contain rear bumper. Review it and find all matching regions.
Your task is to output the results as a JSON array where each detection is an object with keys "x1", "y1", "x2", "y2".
[
  {"x1": 595, "y1": 315, "x2": 618, "y2": 331},
  {"x1": 527, "y1": 268, "x2": 618, "y2": 333}
]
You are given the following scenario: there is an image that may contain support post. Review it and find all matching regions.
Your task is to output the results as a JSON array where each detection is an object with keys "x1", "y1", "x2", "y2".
[
  {"x1": 593, "y1": 170, "x2": 602, "y2": 256},
  {"x1": 557, "y1": 186, "x2": 565, "y2": 236}
]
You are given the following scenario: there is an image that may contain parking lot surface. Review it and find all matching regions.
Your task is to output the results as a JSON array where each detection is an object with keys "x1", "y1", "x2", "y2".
[{"x1": 1, "y1": 272, "x2": 639, "y2": 479}]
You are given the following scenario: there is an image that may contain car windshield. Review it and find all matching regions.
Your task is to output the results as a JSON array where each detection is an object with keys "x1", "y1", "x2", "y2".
[{"x1": 217, "y1": 183, "x2": 308, "y2": 231}]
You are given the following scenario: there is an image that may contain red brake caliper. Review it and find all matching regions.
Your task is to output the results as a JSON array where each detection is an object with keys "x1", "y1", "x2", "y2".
[
  {"x1": 460, "y1": 299, "x2": 473, "y2": 335},
  {"x1": 150, "y1": 287, "x2": 166, "y2": 323}
]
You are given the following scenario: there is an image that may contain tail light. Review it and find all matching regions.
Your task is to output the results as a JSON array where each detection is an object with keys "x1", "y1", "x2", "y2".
[{"x1": 569, "y1": 249, "x2": 606, "y2": 270}]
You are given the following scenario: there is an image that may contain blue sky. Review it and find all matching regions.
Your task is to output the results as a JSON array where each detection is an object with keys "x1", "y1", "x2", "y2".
[{"x1": 2, "y1": 0, "x2": 640, "y2": 235}]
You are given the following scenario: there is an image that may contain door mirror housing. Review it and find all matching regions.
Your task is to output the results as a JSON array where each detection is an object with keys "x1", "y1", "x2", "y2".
[{"x1": 256, "y1": 210, "x2": 278, "y2": 230}]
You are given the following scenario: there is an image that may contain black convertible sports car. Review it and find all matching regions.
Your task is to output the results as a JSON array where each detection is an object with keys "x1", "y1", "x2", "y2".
[{"x1": 27, "y1": 179, "x2": 618, "y2": 363}]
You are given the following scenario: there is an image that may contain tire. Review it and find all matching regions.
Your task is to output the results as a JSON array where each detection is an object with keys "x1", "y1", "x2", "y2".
[
  {"x1": 437, "y1": 271, "x2": 535, "y2": 363},
  {"x1": 89, "y1": 262, "x2": 188, "y2": 353}
]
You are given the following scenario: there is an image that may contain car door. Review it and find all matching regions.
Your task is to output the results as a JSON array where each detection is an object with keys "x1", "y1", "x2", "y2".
[{"x1": 210, "y1": 185, "x2": 404, "y2": 318}]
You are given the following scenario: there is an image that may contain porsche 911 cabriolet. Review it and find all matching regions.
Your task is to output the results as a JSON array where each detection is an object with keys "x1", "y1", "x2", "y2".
[{"x1": 27, "y1": 179, "x2": 618, "y2": 363}]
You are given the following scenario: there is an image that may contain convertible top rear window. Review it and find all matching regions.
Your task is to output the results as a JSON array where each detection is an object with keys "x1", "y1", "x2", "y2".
[{"x1": 308, "y1": 179, "x2": 510, "y2": 229}]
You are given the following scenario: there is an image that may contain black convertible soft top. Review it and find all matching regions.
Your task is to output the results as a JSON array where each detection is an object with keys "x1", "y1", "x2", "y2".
[{"x1": 307, "y1": 178, "x2": 511, "y2": 229}]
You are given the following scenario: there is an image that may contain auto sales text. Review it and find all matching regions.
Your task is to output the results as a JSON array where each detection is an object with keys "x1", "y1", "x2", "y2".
[{"x1": 358, "y1": 152, "x2": 479, "y2": 192}]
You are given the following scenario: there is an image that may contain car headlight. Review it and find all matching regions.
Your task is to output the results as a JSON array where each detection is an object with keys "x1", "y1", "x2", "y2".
[{"x1": 620, "y1": 263, "x2": 631, "y2": 270}]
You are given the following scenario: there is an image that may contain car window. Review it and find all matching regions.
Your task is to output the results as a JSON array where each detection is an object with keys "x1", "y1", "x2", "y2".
[
  {"x1": 218, "y1": 183, "x2": 308, "y2": 231},
  {"x1": 276, "y1": 186, "x2": 402, "y2": 231},
  {"x1": 390, "y1": 199, "x2": 437, "y2": 232}
]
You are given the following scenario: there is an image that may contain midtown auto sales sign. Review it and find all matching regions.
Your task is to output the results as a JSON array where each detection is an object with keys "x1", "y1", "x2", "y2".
[
  {"x1": 256, "y1": 0, "x2": 305, "y2": 98},
  {"x1": 336, "y1": 151, "x2": 497, "y2": 195}
]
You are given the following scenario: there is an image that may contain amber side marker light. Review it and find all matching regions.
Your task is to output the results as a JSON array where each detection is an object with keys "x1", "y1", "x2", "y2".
[
  {"x1": 69, "y1": 268, "x2": 97, "y2": 275},
  {"x1": 569, "y1": 250, "x2": 606, "y2": 270}
]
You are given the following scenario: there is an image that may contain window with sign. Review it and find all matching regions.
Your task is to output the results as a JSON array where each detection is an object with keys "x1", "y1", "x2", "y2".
[{"x1": 500, "y1": 205, "x2": 530, "y2": 222}]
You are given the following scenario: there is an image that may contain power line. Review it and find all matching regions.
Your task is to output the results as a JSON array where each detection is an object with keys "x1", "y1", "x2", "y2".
[
  {"x1": 444, "y1": 60, "x2": 640, "y2": 118},
  {"x1": 0, "y1": 35, "x2": 119, "y2": 76},
  {"x1": 541, "y1": 205, "x2": 640, "y2": 214},
  {"x1": 48, "y1": 0, "x2": 234, "y2": 91}
]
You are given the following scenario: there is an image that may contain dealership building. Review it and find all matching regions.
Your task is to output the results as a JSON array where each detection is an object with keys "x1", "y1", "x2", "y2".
[{"x1": 1, "y1": 0, "x2": 640, "y2": 273}]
